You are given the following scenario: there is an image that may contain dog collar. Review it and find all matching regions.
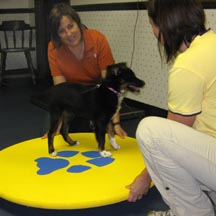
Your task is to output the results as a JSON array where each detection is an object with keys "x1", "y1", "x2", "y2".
[{"x1": 107, "y1": 87, "x2": 122, "y2": 97}]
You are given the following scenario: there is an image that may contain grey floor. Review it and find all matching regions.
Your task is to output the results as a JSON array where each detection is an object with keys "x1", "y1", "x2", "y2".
[{"x1": 0, "y1": 78, "x2": 168, "y2": 216}]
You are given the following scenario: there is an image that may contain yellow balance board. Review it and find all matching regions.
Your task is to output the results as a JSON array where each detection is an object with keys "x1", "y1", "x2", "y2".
[{"x1": 0, "y1": 133, "x2": 146, "y2": 209}]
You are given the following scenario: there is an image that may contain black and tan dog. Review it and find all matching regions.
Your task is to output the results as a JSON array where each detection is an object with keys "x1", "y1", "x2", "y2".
[{"x1": 47, "y1": 63, "x2": 145, "y2": 157}]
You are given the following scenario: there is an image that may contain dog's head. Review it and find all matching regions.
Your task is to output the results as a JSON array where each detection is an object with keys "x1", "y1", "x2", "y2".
[{"x1": 104, "y1": 63, "x2": 145, "y2": 93}]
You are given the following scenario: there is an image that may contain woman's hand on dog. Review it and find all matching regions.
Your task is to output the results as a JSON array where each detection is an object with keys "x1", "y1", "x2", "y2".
[{"x1": 112, "y1": 113, "x2": 127, "y2": 138}]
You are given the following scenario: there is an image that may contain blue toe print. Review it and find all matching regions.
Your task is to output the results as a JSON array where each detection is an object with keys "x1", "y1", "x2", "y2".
[
  {"x1": 87, "y1": 157, "x2": 115, "y2": 167},
  {"x1": 57, "y1": 150, "x2": 79, "y2": 157},
  {"x1": 67, "y1": 165, "x2": 91, "y2": 173},
  {"x1": 82, "y1": 151, "x2": 101, "y2": 158},
  {"x1": 35, "y1": 157, "x2": 69, "y2": 175}
]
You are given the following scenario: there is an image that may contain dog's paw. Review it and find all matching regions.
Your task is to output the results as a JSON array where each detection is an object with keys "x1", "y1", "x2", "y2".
[
  {"x1": 100, "y1": 150, "x2": 112, "y2": 157},
  {"x1": 109, "y1": 137, "x2": 120, "y2": 150},
  {"x1": 68, "y1": 140, "x2": 80, "y2": 146},
  {"x1": 50, "y1": 151, "x2": 57, "y2": 157},
  {"x1": 75, "y1": 141, "x2": 80, "y2": 145}
]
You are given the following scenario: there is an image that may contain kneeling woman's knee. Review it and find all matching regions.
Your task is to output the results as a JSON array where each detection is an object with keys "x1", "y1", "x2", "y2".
[{"x1": 136, "y1": 116, "x2": 167, "y2": 149}]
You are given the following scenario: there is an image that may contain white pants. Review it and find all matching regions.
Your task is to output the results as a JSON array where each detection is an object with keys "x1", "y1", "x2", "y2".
[{"x1": 136, "y1": 117, "x2": 216, "y2": 216}]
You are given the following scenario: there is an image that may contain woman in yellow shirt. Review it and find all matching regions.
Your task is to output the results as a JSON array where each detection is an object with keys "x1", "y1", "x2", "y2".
[{"x1": 127, "y1": 0, "x2": 216, "y2": 215}]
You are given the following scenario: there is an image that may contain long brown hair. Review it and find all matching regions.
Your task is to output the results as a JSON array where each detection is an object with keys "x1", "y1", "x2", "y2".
[{"x1": 147, "y1": 0, "x2": 206, "y2": 63}]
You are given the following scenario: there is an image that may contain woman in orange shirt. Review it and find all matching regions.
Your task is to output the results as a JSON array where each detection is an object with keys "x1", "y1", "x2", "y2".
[{"x1": 47, "y1": 3, "x2": 127, "y2": 137}]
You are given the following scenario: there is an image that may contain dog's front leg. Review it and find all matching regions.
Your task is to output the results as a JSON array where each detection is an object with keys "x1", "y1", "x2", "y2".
[
  {"x1": 95, "y1": 123, "x2": 112, "y2": 157},
  {"x1": 107, "y1": 122, "x2": 120, "y2": 150}
]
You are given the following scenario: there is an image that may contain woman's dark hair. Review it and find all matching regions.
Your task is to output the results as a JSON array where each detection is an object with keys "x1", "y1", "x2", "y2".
[
  {"x1": 49, "y1": 3, "x2": 83, "y2": 48},
  {"x1": 147, "y1": 0, "x2": 206, "y2": 63}
]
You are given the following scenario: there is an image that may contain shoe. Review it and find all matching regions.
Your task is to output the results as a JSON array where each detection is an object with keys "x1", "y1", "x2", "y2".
[{"x1": 147, "y1": 209, "x2": 175, "y2": 216}]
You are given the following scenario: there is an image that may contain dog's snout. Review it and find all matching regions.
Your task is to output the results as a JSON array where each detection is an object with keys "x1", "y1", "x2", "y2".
[{"x1": 139, "y1": 79, "x2": 145, "y2": 87}]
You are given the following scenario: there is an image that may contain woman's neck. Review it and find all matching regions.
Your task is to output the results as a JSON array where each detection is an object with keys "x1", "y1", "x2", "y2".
[
  {"x1": 68, "y1": 40, "x2": 84, "y2": 60},
  {"x1": 179, "y1": 42, "x2": 188, "y2": 53},
  {"x1": 179, "y1": 35, "x2": 196, "y2": 53}
]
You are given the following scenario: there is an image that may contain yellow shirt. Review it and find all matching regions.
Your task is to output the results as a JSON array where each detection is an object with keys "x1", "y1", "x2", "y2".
[{"x1": 168, "y1": 30, "x2": 216, "y2": 137}]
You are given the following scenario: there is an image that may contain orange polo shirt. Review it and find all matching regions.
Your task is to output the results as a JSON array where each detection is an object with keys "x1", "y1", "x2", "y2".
[{"x1": 48, "y1": 29, "x2": 115, "y2": 84}]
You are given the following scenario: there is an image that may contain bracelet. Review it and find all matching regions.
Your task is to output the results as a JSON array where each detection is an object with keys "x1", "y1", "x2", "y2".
[{"x1": 112, "y1": 122, "x2": 120, "y2": 126}]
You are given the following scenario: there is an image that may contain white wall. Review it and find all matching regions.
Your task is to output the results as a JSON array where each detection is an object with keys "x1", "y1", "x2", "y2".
[
  {"x1": 0, "y1": 0, "x2": 33, "y2": 8},
  {"x1": 0, "y1": 0, "x2": 35, "y2": 25}
]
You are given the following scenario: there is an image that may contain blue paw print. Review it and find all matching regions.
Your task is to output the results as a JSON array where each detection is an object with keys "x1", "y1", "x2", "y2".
[{"x1": 35, "y1": 151, "x2": 115, "y2": 175}]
